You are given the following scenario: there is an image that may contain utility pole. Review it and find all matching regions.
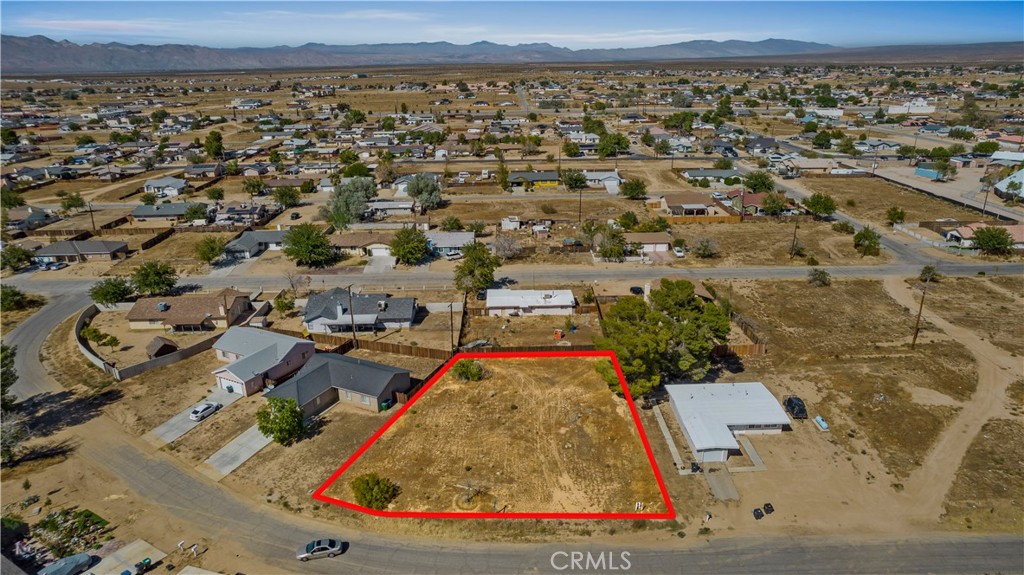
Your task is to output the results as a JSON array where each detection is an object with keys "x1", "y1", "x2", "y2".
[
  {"x1": 449, "y1": 302, "x2": 455, "y2": 353},
  {"x1": 789, "y1": 221, "x2": 799, "y2": 259},
  {"x1": 345, "y1": 284, "x2": 357, "y2": 345},
  {"x1": 911, "y1": 276, "x2": 931, "y2": 349},
  {"x1": 87, "y1": 201, "x2": 96, "y2": 231},
  {"x1": 578, "y1": 183, "x2": 583, "y2": 225}
]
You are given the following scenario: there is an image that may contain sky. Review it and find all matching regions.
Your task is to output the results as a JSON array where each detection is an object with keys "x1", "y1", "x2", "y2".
[{"x1": 1, "y1": 1, "x2": 1021, "y2": 49}]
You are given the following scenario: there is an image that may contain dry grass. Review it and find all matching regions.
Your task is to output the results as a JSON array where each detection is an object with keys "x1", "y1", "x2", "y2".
[
  {"x1": 85, "y1": 310, "x2": 222, "y2": 367},
  {"x1": 922, "y1": 277, "x2": 1024, "y2": 356},
  {"x1": 0, "y1": 293, "x2": 46, "y2": 333},
  {"x1": 105, "y1": 231, "x2": 237, "y2": 276},
  {"x1": 721, "y1": 279, "x2": 977, "y2": 479},
  {"x1": 103, "y1": 350, "x2": 224, "y2": 435},
  {"x1": 941, "y1": 418, "x2": 1024, "y2": 533},
  {"x1": 325, "y1": 356, "x2": 666, "y2": 514},
  {"x1": 422, "y1": 197, "x2": 637, "y2": 224},
  {"x1": 803, "y1": 178, "x2": 982, "y2": 227},
  {"x1": 36, "y1": 208, "x2": 131, "y2": 232},
  {"x1": 460, "y1": 313, "x2": 603, "y2": 347},
  {"x1": 165, "y1": 395, "x2": 266, "y2": 462},
  {"x1": 41, "y1": 315, "x2": 117, "y2": 390}
]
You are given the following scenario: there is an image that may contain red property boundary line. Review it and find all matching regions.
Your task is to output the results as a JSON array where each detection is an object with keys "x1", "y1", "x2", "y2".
[{"x1": 311, "y1": 350, "x2": 676, "y2": 520}]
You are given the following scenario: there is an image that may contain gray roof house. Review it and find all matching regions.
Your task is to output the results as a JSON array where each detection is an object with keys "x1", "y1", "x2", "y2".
[
  {"x1": 212, "y1": 327, "x2": 315, "y2": 396},
  {"x1": 302, "y1": 288, "x2": 417, "y2": 334},
  {"x1": 131, "y1": 202, "x2": 207, "y2": 221},
  {"x1": 265, "y1": 354, "x2": 411, "y2": 415},
  {"x1": 424, "y1": 231, "x2": 475, "y2": 256},
  {"x1": 224, "y1": 230, "x2": 287, "y2": 259},
  {"x1": 682, "y1": 169, "x2": 740, "y2": 181},
  {"x1": 33, "y1": 240, "x2": 129, "y2": 263},
  {"x1": 143, "y1": 176, "x2": 188, "y2": 196}
]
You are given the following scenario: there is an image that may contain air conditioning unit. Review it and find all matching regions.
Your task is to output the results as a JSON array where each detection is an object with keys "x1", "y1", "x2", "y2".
[
  {"x1": 377, "y1": 300, "x2": 387, "y2": 311},
  {"x1": 157, "y1": 302, "x2": 169, "y2": 312}
]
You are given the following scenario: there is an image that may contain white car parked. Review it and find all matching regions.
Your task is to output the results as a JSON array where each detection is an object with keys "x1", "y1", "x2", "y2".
[{"x1": 189, "y1": 401, "x2": 222, "y2": 422}]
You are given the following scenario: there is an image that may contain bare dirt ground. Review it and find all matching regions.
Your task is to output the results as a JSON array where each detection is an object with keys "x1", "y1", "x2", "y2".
[
  {"x1": 85, "y1": 311, "x2": 222, "y2": 367},
  {"x1": 325, "y1": 356, "x2": 667, "y2": 515},
  {"x1": 460, "y1": 313, "x2": 603, "y2": 347},
  {"x1": 801, "y1": 177, "x2": 982, "y2": 227},
  {"x1": 41, "y1": 315, "x2": 117, "y2": 391},
  {"x1": 165, "y1": 394, "x2": 265, "y2": 463},
  {"x1": 424, "y1": 197, "x2": 637, "y2": 224},
  {"x1": 36, "y1": 208, "x2": 131, "y2": 232},
  {"x1": 940, "y1": 418, "x2": 1024, "y2": 533},
  {"x1": 671, "y1": 220, "x2": 891, "y2": 267},
  {"x1": 104, "y1": 232, "x2": 237, "y2": 277},
  {"x1": 919, "y1": 277, "x2": 1024, "y2": 356},
  {"x1": 102, "y1": 351, "x2": 224, "y2": 436}
]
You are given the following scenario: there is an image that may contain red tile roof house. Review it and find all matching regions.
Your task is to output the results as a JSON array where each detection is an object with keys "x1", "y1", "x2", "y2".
[{"x1": 211, "y1": 327, "x2": 315, "y2": 396}]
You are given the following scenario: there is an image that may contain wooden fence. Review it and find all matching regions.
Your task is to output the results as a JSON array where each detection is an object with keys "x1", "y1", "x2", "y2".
[
  {"x1": 471, "y1": 344, "x2": 597, "y2": 353},
  {"x1": 266, "y1": 327, "x2": 452, "y2": 360}
]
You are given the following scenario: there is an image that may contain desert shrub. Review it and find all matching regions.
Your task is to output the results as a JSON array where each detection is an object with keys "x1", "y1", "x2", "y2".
[
  {"x1": 452, "y1": 359, "x2": 485, "y2": 381},
  {"x1": 807, "y1": 268, "x2": 832, "y2": 287},
  {"x1": 832, "y1": 221, "x2": 855, "y2": 234},
  {"x1": 350, "y1": 473, "x2": 400, "y2": 510}
]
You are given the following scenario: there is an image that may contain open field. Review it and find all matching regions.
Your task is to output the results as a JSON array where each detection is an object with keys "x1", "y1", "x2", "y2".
[
  {"x1": 85, "y1": 310, "x2": 222, "y2": 367},
  {"x1": 103, "y1": 350, "x2": 224, "y2": 435},
  {"x1": 460, "y1": 313, "x2": 603, "y2": 347},
  {"x1": 719, "y1": 279, "x2": 977, "y2": 479},
  {"x1": 801, "y1": 177, "x2": 983, "y2": 227},
  {"x1": 91, "y1": 232, "x2": 166, "y2": 252},
  {"x1": 670, "y1": 220, "x2": 890, "y2": 267},
  {"x1": 921, "y1": 277, "x2": 1024, "y2": 356},
  {"x1": 940, "y1": 418, "x2": 1024, "y2": 532},
  {"x1": 324, "y1": 356, "x2": 667, "y2": 514},
  {"x1": 104, "y1": 231, "x2": 238, "y2": 276},
  {"x1": 422, "y1": 196, "x2": 639, "y2": 224},
  {"x1": 35, "y1": 208, "x2": 130, "y2": 232}
]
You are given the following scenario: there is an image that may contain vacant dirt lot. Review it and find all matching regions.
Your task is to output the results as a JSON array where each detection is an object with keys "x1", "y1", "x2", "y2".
[
  {"x1": 105, "y1": 231, "x2": 238, "y2": 276},
  {"x1": 425, "y1": 196, "x2": 638, "y2": 224},
  {"x1": 719, "y1": 279, "x2": 977, "y2": 479},
  {"x1": 85, "y1": 310, "x2": 221, "y2": 367},
  {"x1": 103, "y1": 350, "x2": 224, "y2": 435},
  {"x1": 802, "y1": 178, "x2": 982, "y2": 227},
  {"x1": 460, "y1": 313, "x2": 603, "y2": 347},
  {"x1": 325, "y1": 356, "x2": 667, "y2": 514},
  {"x1": 36, "y1": 208, "x2": 131, "y2": 232},
  {"x1": 921, "y1": 277, "x2": 1024, "y2": 356},
  {"x1": 672, "y1": 220, "x2": 890, "y2": 267},
  {"x1": 941, "y1": 418, "x2": 1024, "y2": 533}
]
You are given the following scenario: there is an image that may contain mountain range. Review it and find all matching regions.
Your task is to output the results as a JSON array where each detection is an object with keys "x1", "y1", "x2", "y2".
[{"x1": 1, "y1": 35, "x2": 1021, "y2": 74}]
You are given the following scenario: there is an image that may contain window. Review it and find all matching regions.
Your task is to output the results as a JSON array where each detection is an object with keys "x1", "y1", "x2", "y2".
[
  {"x1": 360, "y1": 395, "x2": 370, "y2": 404},
  {"x1": 344, "y1": 391, "x2": 351, "y2": 400}
]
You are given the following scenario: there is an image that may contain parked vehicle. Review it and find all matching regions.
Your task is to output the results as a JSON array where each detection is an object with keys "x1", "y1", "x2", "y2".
[
  {"x1": 189, "y1": 401, "x2": 222, "y2": 422},
  {"x1": 814, "y1": 415, "x2": 830, "y2": 431},
  {"x1": 476, "y1": 290, "x2": 487, "y2": 301},
  {"x1": 37, "y1": 552, "x2": 93, "y2": 575},
  {"x1": 290, "y1": 211, "x2": 301, "y2": 220},
  {"x1": 763, "y1": 502, "x2": 775, "y2": 514},
  {"x1": 783, "y1": 396, "x2": 808, "y2": 419},
  {"x1": 753, "y1": 507, "x2": 765, "y2": 520},
  {"x1": 296, "y1": 539, "x2": 345, "y2": 561},
  {"x1": 445, "y1": 251, "x2": 463, "y2": 261},
  {"x1": 672, "y1": 247, "x2": 686, "y2": 258},
  {"x1": 629, "y1": 286, "x2": 644, "y2": 295},
  {"x1": 47, "y1": 262, "x2": 69, "y2": 270}
]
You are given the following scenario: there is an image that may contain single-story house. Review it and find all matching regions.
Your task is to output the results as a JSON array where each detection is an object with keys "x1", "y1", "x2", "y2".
[
  {"x1": 508, "y1": 171, "x2": 560, "y2": 191},
  {"x1": 32, "y1": 240, "x2": 128, "y2": 263},
  {"x1": 3, "y1": 205, "x2": 58, "y2": 231},
  {"x1": 143, "y1": 177, "x2": 188, "y2": 197},
  {"x1": 264, "y1": 353, "x2": 411, "y2": 416},
  {"x1": 682, "y1": 169, "x2": 740, "y2": 182},
  {"x1": 145, "y1": 336, "x2": 179, "y2": 359},
  {"x1": 915, "y1": 162, "x2": 943, "y2": 180},
  {"x1": 781, "y1": 158, "x2": 836, "y2": 175},
  {"x1": 330, "y1": 231, "x2": 396, "y2": 257},
  {"x1": 485, "y1": 289, "x2": 575, "y2": 317},
  {"x1": 131, "y1": 202, "x2": 207, "y2": 222},
  {"x1": 745, "y1": 137, "x2": 779, "y2": 155},
  {"x1": 302, "y1": 287, "x2": 417, "y2": 333},
  {"x1": 318, "y1": 176, "x2": 374, "y2": 194},
  {"x1": 393, "y1": 173, "x2": 439, "y2": 195},
  {"x1": 649, "y1": 192, "x2": 717, "y2": 216},
  {"x1": 623, "y1": 231, "x2": 672, "y2": 253},
  {"x1": 184, "y1": 163, "x2": 224, "y2": 179},
  {"x1": 126, "y1": 288, "x2": 252, "y2": 332},
  {"x1": 500, "y1": 216, "x2": 523, "y2": 231},
  {"x1": 365, "y1": 199, "x2": 420, "y2": 217},
  {"x1": 993, "y1": 169, "x2": 1024, "y2": 199},
  {"x1": 425, "y1": 231, "x2": 475, "y2": 256},
  {"x1": 945, "y1": 223, "x2": 1024, "y2": 249},
  {"x1": 666, "y1": 382, "x2": 791, "y2": 463},
  {"x1": 223, "y1": 230, "x2": 286, "y2": 259},
  {"x1": 212, "y1": 327, "x2": 315, "y2": 396},
  {"x1": 214, "y1": 201, "x2": 267, "y2": 225}
]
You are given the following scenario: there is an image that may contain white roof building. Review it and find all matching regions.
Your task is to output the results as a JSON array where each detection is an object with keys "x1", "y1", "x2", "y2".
[
  {"x1": 666, "y1": 382, "x2": 791, "y2": 463},
  {"x1": 485, "y1": 289, "x2": 575, "y2": 317}
]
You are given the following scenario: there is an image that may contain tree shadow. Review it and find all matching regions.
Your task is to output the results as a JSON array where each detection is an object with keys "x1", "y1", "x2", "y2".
[
  {"x1": 14, "y1": 438, "x2": 78, "y2": 467},
  {"x1": 18, "y1": 388, "x2": 124, "y2": 438},
  {"x1": 702, "y1": 355, "x2": 747, "y2": 382}
]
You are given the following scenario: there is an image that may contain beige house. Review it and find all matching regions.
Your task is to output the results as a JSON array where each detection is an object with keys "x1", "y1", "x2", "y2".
[{"x1": 126, "y1": 289, "x2": 251, "y2": 332}]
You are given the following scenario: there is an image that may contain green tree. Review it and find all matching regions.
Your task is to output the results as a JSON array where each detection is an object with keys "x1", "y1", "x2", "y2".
[
  {"x1": 496, "y1": 161, "x2": 510, "y2": 191},
  {"x1": 300, "y1": 179, "x2": 317, "y2": 194},
  {"x1": 453, "y1": 242, "x2": 501, "y2": 292},
  {"x1": 0, "y1": 285, "x2": 27, "y2": 312},
  {"x1": 620, "y1": 178, "x2": 647, "y2": 200},
  {"x1": 342, "y1": 162, "x2": 371, "y2": 178},
  {"x1": 0, "y1": 245, "x2": 32, "y2": 271},
  {"x1": 971, "y1": 226, "x2": 1014, "y2": 255},
  {"x1": 1, "y1": 188, "x2": 25, "y2": 209},
  {"x1": 654, "y1": 139, "x2": 671, "y2": 157},
  {"x1": 807, "y1": 268, "x2": 832, "y2": 287},
  {"x1": 594, "y1": 298, "x2": 673, "y2": 397},
  {"x1": 692, "y1": 237, "x2": 719, "y2": 258},
  {"x1": 406, "y1": 174, "x2": 442, "y2": 209},
  {"x1": 88, "y1": 277, "x2": 133, "y2": 305},
  {"x1": 242, "y1": 177, "x2": 265, "y2": 198},
  {"x1": 853, "y1": 226, "x2": 881, "y2": 256},
  {"x1": 75, "y1": 134, "x2": 96, "y2": 146},
  {"x1": 886, "y1": 206, "x2": 906, "y2": 226},
  {"x1": 562, "y1": 169, "x2": 587, "y2": 190},
  {"x1": 562, "y1": 141, "x2": 581, "y2": 158},
  {"x1": 972, "y1": 141, "x2": 1000, "y2": 154},
  {"x1": 598, "y1": 227, "x2": 628, "y2": 260},
  {"x1": 194, "y1": 236, "x2": 227, "y2": 263},
  {"x1": 761, "y1": 192, "x2": 788, "y2": 216},
  {"x1": 804, "y1": 192, "x2": 837, "y2": 219},
  {"x1": 103, "y1": 335, "x2": 121, "y2": 352},
  {"x1": 440, "y1": 216, "x2": 463, "y2": 231},
  {"x1": 283, "y1": 223, "x2": 336, "y2": 268},
  {"x1": 380, "y1": 116, "x2": 396, "y2": 131},
  {"x1": 617, "y1": 211, "x2": 639, "y2": 230},
  {"x1": 60, "y1": 192, "x2": 86, "y2": 212},
  {"x1": 224, "y1": 159, "x2": 241, "y2": 176},
  {"x1": 256, "y1": 397, "x2": 306, "y2": 445},
  {"x1": 271, "y1": 185, "x2": 301, "y2": 208},
  {"x1": 203, "y1": 130, "x2": 224, "y2": 159},
  {"x1": 140, "y1": 192, "x2": 158, "y2": 205},
  {"x1": 452, "y1": 359, "x2": 485, "y2": 381},
  {"x1": 712, "y1": 158, "x2": 733, "y2": 170},
  {"x1": 1, "y1": 127, "x2": 18, "y2": 146},
  {"x1": 184, "y1": 204, "x2": 209, "y2": 221},
  {"x1": 132, "y1": 261, "x2": 178, "y2": 295},
  {"x1": 1, "y1": 344, "x2": 17, "y2": 414},
  {"x1": 350, "y1": 473, "x2": 400, "y2": 510},
  {"x1": 390, "y1": 227, "x2": 429, "y2": 265},
  {"x1": 919, "y1": 265, "x2": 941, "y2": 283},
  {"x1": 273, "y1": 293, "x2": 296, "y2": 317},
  {"x1": 205, "y1": 187, "x2": 225, "y2": 201},
  {"x1": 744, "y1": 170, "x2": 775, "y2": 194}
]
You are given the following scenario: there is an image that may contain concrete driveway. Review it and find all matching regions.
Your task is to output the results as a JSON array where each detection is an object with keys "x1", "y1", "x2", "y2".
[
  {"x1": 364, "y1": 255, "x2": 396, "y2": 273},
  {"x1": 145, "y1": 387, "x2": 241, "y2": 447},
  {"x1": 198, "y1": 424, "x2": 272, "y2": 480}
]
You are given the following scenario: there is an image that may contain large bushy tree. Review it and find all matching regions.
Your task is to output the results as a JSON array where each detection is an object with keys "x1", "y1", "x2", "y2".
[{"x1": 283, "y1": 223, "x2": 336, "y2": 268}]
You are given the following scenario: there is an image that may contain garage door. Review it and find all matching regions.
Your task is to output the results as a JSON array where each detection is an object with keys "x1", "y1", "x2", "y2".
[
  {"x1": 369, "y1": 247, "x2": 391, "y2": 256},
  {"x1": 217, "y1": 377, "x2": 242, "y2": 395}
]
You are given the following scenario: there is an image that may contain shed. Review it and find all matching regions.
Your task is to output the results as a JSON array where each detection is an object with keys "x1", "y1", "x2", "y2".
[{"x1": 145, "y1": 336, "x2": 179, "y2": 359}]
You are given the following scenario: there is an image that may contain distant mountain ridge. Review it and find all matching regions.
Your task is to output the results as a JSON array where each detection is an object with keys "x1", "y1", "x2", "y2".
[{"x1": 1, "y1": 34, "x2": 1020, "y2": 74}]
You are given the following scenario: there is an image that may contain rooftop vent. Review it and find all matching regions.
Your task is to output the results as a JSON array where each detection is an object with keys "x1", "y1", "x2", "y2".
[{"x1": 156, "y1": 302, "x2": 169, "y2": 312}]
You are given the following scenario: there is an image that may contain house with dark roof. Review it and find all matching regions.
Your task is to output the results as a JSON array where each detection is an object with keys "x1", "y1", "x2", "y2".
[
  {"x1": 131, "y1": 202, "x2": 208, "y2": 221},
  {"x1": 264, "y1": 353, "x2": 411, "y2": 415},
  {"x1": 212, "y1": 327, "x2": 315, "y2": 396},
  {"x1": 3, "y1": 205, "x2": 58, "y2": 231},
  {"x1": 143, "y1": 176, "x2": 188, "y2": 196},
  {"x1": 126, "y1": 288, "x2": 251, "y2": 331},
  {"x1": 223, "y1": 230, "x2": 287, "y2": 259},
  {"x1": 302, "y1": 288, "x2": 417, "y2": 334},
  {"x1": 213, "y1": 201, "x2": 268, "y2": 225},
  {"x1": 507, "y1": 171, "x2": 560, "y2": 191},
  {"x1": 184, "y1": 163, "x2": 225, "y2": 179},
  {"x1": 145, "y1": 336, "x2": 179, "y2": 359},
  {"x1": 32, "y1": 240, "x2": 128, "y2": 263}
]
